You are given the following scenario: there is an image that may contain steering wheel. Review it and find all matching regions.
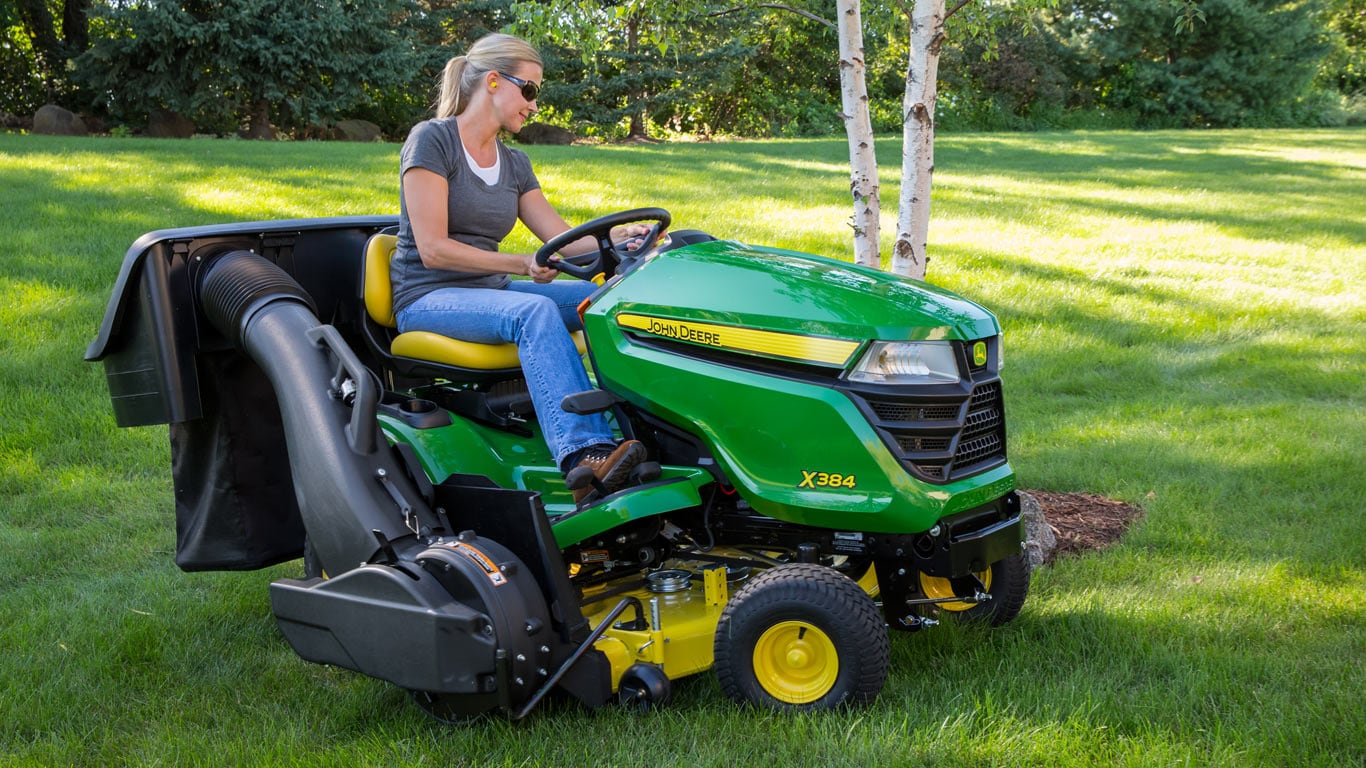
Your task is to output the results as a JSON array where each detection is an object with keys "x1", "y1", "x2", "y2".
[{"x1": 535, "y1": 207, "x2": 671, "y2": 281}]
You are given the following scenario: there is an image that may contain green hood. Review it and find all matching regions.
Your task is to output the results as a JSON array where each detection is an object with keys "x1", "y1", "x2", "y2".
[{"x1": 610, "y1": 240, "x2": 1000, "y2": 355}]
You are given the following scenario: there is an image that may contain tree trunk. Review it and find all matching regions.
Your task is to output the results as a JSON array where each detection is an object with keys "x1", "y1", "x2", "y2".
[
  {"x1": 836, "y1": 0, "x2": 881, "y2": 269},
  {"x1": 893, "y1": 0, "x2": 946, "y2": 281},
  {"x1": 244, "y1": 99, "x2": 277, "y2": 140},
  {"x1": 63, "y1": 0, "x2": 91, "y2": 55}
]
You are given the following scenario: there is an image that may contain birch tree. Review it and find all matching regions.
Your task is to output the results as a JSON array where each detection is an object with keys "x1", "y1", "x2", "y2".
[
  {"x1": 516, "y1": 0, "x2": 1049, "y2": 279},
  {"x1": 836, "y1": 0, "x2": 881, "y2": 269},
  {"x1": 704, "y1": 0, "x2": 976, "y2": 279},
  {"x1": 892, "y1": 0, "x2": 948, "y2": 280},
  {"x1": 882, "y1": 0, "x2": 1055, "y2": 279}
]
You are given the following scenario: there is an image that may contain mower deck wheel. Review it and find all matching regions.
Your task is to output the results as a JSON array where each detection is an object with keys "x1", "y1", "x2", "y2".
[
  {"x1": 618, "y1": 663, "x2": 672, "y2": 713},
  {"x1": 714, "y1": 563, "x2": 889, "y2": 710}
]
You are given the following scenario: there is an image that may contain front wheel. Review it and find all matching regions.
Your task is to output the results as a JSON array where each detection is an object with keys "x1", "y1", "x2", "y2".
[
  {"x1": 714, "y1": 563, "x2": 889, "y2": 710},
  {"x1": 918, "y1": 553, "x2": 1030, "y2": 626}
]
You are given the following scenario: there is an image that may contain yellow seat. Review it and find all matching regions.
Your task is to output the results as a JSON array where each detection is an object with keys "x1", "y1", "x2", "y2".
[{"x1": 363, "y1": 233, "x2": 585, "y2": 376}]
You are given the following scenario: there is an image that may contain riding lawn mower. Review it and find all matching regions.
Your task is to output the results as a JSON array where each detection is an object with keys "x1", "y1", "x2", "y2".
[{"x1": 86, "y1": 208, "x2": 1028, "y2": 720}]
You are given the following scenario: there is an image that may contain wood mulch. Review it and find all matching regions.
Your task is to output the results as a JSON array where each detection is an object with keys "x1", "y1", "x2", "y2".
[{"x1": 1023, "y1": 489, "x2": 1146, "y2": 564}]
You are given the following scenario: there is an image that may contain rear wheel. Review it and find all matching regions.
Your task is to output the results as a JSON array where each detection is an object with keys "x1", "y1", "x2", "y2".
[
  {"x1": 714, "y1": 563, "x2": 889, "y2": 710},
  {"x1": 919, "y1": 553, "x2": 1030, "y2": 626}
]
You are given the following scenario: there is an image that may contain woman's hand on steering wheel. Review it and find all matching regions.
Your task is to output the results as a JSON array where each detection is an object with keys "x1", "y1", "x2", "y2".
[
  {"x1": 524, "y1": 253, "x2": 559, "y2": 284},
  {"x1": 610, "y1": 222, "x2": 659, "y2": 253},
  {"x1": 535, "y1": 207, "x2": 672, "y2": 281}
]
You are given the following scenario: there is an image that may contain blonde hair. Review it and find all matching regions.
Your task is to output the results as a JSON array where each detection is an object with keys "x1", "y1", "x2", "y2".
[{"x1": 436, "y1": 33, "x2": 543, "y2": 118}]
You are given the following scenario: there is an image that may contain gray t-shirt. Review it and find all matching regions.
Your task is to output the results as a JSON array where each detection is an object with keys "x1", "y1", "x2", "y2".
[{"x1": 392, "y1": 117, "x2": 542, "y2": 314}]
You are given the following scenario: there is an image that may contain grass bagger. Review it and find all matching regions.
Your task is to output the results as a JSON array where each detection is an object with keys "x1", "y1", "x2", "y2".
[{"x1": 86, "y1": 208, "x2": 1028, "y2": 720}]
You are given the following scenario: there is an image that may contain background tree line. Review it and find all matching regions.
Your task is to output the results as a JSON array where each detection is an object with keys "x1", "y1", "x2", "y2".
[{"x1": 2, "y1": 0, "x2": 1361, "y2": 139}]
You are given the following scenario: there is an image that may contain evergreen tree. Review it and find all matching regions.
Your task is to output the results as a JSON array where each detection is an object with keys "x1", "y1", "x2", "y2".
[
  {"x1": 76, "y1": 0, "x2": 417, "y2": 136},
  {"x1": 1048, "y1": 0, "x2": 1331, "y2": 127}
]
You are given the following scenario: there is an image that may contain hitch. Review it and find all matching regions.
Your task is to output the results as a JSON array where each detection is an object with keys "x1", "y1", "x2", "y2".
[
  {"x1": 891, "y1": 591, "x2": 991, "y2": 630},
  {"x1": 902, "y1": 590, "x2": 992, "y2": 608}
]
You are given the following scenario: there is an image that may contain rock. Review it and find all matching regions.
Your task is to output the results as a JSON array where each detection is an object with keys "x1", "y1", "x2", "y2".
[
  {"x1": 147, "y1": 109, "x2": 195, "y2": 138},
  {"x1": 514, "y1": 123, "x2": 576, "y2": 145},
  {"x1": 33, "y1": 104, "x2": 87, "y2": 136},
  {"x1": 1018, "y1": 490, "x2": 1056, "y2": 570},
  {"x1": 335, "y1": 119, "x2": 382, "y2": 142},
  {"x1": 1, "y1": 112, "x2": 31, "y2": 131}
]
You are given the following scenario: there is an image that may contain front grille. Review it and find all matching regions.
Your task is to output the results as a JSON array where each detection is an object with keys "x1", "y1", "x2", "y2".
[
  {"x1": 897, "y1": 435, "x2": 952, "y2": 452},
  {"x1": 844, "y1": 374, "x2": 1007, "y2": 484},
  {"x1": 871, "y1": 401, "x2": 962, "y2": 422}
]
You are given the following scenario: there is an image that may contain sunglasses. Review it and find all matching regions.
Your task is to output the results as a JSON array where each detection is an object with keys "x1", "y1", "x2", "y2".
[{"x1": 496, "y1": 72, "x2": 541, "y2": 103}]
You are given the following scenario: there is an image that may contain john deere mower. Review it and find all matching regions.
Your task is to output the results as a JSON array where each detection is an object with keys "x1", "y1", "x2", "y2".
[{"x1": 86, "y1": 209, "x2": 1027, "y2": 719}]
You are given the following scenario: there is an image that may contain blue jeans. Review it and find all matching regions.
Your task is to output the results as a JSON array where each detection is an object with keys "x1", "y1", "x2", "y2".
[{"x1": 395, "y1": 280, "x2": 611, "y2": 468}]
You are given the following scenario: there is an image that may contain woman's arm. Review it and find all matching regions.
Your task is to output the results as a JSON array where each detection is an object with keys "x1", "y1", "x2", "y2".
[
  {"x1": 517, "y1": 189, "x2": 587, "y2": 255},
  {"x1": 519, "y1": 189, "x2": 657, "y2": 258},
  {"x1": 404, "y1": 168, "x2": 554, "y2": 280}
]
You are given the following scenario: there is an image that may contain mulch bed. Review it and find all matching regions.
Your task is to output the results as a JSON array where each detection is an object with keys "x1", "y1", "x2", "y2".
[{"x1": 1023, "y1": 489, "x2": 1146, "y2": 564}]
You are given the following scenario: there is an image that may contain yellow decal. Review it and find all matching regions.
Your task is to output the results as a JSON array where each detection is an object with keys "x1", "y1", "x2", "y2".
[
  {"x1": 617, "y1": 313, "x2": 859, "y2": 366},
  {"x1": 446, "y1": 541, "x2": 508, "y2": 586},
  {"x1": 972, "y1": 341, "x2": 988, "y2": 367},
  {"x1": 798, "y1": 470, "x2": 857, "y2": 489}
]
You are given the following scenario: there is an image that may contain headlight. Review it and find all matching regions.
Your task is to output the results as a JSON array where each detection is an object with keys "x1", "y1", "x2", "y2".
[{"x1": 847, "y1": 341, "x2": 959, "y2": 384}]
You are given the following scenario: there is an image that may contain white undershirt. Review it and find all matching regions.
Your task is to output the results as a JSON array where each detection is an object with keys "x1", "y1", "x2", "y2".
[{"x1": 463, "y1": 142, "x2": 501, "y2": 185}]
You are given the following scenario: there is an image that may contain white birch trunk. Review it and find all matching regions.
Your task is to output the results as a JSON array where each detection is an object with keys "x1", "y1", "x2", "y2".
[
  {"x1": 836, "y1": 0, "x2": 881, "y2": 269},
  {"x1": 893, "y1": 0, "x2": 947, "y2": 280}
]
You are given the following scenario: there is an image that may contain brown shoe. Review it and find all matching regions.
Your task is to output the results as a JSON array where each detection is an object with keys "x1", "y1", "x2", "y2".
[{"x1": 570, "y1": 440, "x2": 646, "y2": 503}]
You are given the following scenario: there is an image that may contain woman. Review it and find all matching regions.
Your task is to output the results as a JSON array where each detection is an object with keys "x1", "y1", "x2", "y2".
[{"x1": 393, "y1": 33, "x2": 645, "y2": 501}]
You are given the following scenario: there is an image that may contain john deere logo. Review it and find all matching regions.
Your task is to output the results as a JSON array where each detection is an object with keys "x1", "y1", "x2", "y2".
[{"x1": 972, "y1": 341, "x2": 988, "y2": 366}]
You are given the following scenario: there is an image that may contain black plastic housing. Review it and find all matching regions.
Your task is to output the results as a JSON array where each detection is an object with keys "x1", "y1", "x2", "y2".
[{"x1": 86, "y1": 216, "x2": 397, "y2": 427}]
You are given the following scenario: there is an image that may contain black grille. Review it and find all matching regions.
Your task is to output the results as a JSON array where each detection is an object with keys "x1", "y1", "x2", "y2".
[
  {"x1": 845, "y1": 376, "x2": 1007, "y2": 484},
  {"x1": 897, "y1": 435, "x2": 952, "y2": 452},
  {"x1": 871, "y1": 401, "x2": 962, "y2": 422}
]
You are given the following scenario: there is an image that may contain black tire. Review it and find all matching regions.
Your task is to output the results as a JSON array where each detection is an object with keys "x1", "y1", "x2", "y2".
[
  {"x1": 714, "y1": 563, "x2": 889, "y2": 710},
  {"x1": 618, "y1": 663, "x2": 672, "y2": 713},
  {"x1": 918, "y1": 553, "x2": 1030, "y2": 626}
]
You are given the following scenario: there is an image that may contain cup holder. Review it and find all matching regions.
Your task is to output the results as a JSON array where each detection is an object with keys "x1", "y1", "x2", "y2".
[
  {"x1": 400, "y1": 399, "x2": 437, "y2": 415},
  {"x1": 379, "y1": 395, "x2": 451, "y2": 429}
]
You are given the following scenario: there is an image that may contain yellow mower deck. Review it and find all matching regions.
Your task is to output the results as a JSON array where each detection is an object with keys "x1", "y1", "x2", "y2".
[
  {"x1": 585, "y1": 563, "x2": 731, "y2": 689},
  {"x1": 582, "y1": 554, "x2": 882, "y2": 692}
]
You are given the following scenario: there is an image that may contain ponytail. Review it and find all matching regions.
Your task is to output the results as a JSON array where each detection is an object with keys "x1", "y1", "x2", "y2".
[
  {"x1": 433, "y1": 34, "x2": 543, "y2": 119},
  {"x1": 436, "y1": 56, "x2": 468, "y2": 118}
]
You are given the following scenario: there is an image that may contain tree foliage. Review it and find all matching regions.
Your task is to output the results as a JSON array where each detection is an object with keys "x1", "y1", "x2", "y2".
[
  {"x1": 3, "y1": 0, "x2": 1355, "y2": 135},
  {"x1": 514, "y1": 1, "x2": 847, "y2": 138},
  {"x1": 1317, "y1": 0, "x2": 1364, "y2": 96},
  {"x1": 1045, "y1": 0, "x2": 1331, "y2": 127},
  {"x1": 2, "y1": 0, "x2": 89, "y2": 113},
  {"x1": 75, "y1": 0, "x2": 418, "y2": 136},
  {"x1": 936, "y1": 9, "x2": 1073, "y2": 130}
]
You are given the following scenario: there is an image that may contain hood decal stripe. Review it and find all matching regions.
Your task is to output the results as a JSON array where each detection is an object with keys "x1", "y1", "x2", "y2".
[{"x1": 617, "y1": 313, "x2": 860, "y2": 367}]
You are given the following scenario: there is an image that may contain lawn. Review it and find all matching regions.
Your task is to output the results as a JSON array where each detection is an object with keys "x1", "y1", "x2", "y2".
[{"x1": 1, "y1": 128, "x2": 1362, "y2": 767}]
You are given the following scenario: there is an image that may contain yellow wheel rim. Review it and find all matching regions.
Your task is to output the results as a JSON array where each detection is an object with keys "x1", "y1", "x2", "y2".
[
  {"x1": 855, "y1": 564, "x2": 880, "y2": 599},
  {"x1": 919, "y1": 567, "x2": 992, "y2": 612},
  {"x1": 752, "y1": 621, "x2": 839, "y2": 705}
]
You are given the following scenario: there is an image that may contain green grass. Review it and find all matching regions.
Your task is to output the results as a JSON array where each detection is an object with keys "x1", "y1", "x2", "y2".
[{"x1": 1, "y1": 129, "x2": 1362, "y2": 767}]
